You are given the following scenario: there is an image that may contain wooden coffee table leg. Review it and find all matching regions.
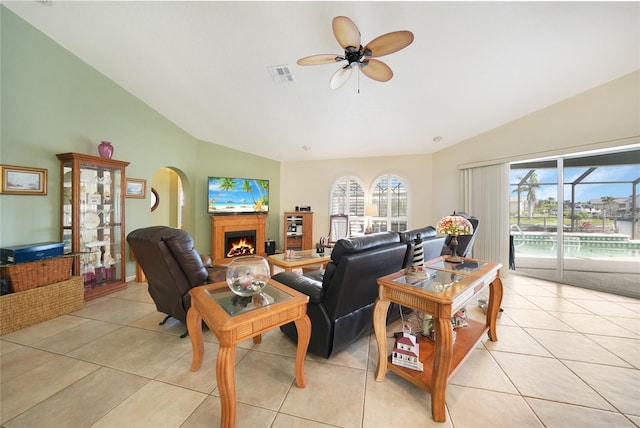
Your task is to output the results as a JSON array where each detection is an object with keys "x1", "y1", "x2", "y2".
[
  {"x1": 487, "y1": 276, "x2": 504, "y2": 341},
  {"x1": 217, "y1": 344, "x2": 237, "y2": 428},
  {"x1": 431, "y1": 316, "x2": 454, "y2": 422},
  {"x1": 186, "y1": 306, "x2": 204, "y2": 371},
  {"x1": 374, "y1": 298, "x2": 391, "y2": 381},
  {"x1": 293, "y1": 314, "x2": 311, "y2": 387}
]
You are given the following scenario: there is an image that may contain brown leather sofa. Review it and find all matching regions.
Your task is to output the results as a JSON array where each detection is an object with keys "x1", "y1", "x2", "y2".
[
  {"x1": 273, "y1": 229, "x2": 445, "y2": 358},
  {"x1": 127, "y1": 226, "x2": 226, "y2": 333}
]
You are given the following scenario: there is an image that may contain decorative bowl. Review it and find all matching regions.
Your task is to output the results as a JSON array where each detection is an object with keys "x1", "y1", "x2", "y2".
[{"x1": 226, "y1": 255, "x2": 270, "y2": 296}]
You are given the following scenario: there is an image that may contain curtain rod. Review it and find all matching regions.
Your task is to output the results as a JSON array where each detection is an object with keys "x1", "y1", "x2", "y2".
[{"x1": 457, "y1": 135, "x2": 640, "y2": 170}]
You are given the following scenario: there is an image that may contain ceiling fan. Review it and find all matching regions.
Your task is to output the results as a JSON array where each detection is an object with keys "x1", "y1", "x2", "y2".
[{"x1": 297, "y1": 16, "x2": 414, "y2": 90}]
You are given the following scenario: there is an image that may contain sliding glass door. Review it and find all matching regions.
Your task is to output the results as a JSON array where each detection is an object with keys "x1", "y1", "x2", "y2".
[
  {"x1": 510, "y1": 148, "x2": 640, "y2": 298},
  {"x1": 510, "y1": 160, "x2": 561, "y2": 281}
]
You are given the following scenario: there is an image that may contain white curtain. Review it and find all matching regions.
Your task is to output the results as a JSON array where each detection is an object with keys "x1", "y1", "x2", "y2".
[{"x1": 460, "y1": 163, "x2": 510, "y2": 270}]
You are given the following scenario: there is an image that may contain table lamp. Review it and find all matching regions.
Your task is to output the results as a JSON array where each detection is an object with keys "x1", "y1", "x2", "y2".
[
  {"x1": 436, "y1": 212, "x2": 474, "y2": 263},
  {"x1": 364, "y1": 204, "x2": 377, "y2": 234}
]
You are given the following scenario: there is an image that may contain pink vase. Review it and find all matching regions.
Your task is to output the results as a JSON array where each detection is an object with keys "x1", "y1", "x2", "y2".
[{"x1": 98, "y1": 141, "x2": 114, "y2": 158}]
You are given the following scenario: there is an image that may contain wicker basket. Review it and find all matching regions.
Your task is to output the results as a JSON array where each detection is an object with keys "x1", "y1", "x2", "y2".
[
  {"x1": 1, "y1": 256, "x2": 73, "y2": 292},
  {"x1": 0, "y1": 276, "x2": 83, "y2": 335}
]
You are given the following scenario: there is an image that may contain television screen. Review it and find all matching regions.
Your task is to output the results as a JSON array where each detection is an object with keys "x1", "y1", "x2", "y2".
[{"x1": 207, "y1": 177, "x2": 269, "y2": 215}]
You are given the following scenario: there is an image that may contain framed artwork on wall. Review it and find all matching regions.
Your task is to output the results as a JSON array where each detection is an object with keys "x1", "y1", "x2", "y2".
[
  {"x1": 125, "y1": 178, "x2": 146, "y2": 198},
  {"x1": 0, "y1": 164, "x2": 47, "y2": 195}
]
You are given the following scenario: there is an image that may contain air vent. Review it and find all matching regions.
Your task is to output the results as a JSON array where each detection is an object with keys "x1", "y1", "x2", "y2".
[{"x1": 268, "y1": 65, "x2": 295, "y2": 84}]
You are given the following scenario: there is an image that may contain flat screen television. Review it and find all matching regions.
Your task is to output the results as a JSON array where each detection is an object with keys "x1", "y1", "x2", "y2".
[{"x1": 207, "y1": 177, "x2": 269, "y2": 215}]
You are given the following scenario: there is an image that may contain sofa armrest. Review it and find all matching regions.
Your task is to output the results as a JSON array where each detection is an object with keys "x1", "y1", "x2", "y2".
[{"x1": 272, "y1": 272, "x2": 324, "y2": 304}]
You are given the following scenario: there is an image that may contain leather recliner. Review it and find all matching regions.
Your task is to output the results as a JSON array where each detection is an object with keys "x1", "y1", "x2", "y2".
[
  {"x1": 273, "y1": 229, "x2": 444, "y2": 358},
  {"x1": 127, "y1": 226, "x2": 227, "y2": 329},
  {"x1": 273, "y1": 232, "x2": 406, "y2": 358}
]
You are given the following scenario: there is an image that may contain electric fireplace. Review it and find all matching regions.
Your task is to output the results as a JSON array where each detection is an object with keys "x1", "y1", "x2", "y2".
[
  {"x1": 210, "y1": 214, "x2": 267, "y2": 265},
  {"x1": 225, "y1": 230, "x2": 256, "y2": 258}
]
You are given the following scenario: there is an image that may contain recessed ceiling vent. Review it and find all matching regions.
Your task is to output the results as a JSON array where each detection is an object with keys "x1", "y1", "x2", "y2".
[{"x1": 268, "y1": 65, "x2": 295, "y2": 84}]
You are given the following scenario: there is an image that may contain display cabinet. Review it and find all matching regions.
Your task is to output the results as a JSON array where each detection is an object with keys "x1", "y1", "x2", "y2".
[
  {"x1": 57, "y1": 153, "x2": 130, "y2": 300},
  {"x1": 283, "y1": 212, "x2": 313, "y2": 251}
]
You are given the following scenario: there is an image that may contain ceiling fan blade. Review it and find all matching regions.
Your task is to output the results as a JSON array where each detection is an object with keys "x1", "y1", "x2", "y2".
[
  {"x1": 329, "y1": 66, "x2": 353, "y2": 89},
  {"x1": 364, "y1": 31, "x2": 414, "y2": 58},
  {"x1": 332, "y1": 16, "x2": 361, "y2": 49},
  {"x1": 360, "y1": 59, "x2": 393, "y2": 82},
  {"x1": 297, "y1": 54, "x2": 343, "y2": 66}
]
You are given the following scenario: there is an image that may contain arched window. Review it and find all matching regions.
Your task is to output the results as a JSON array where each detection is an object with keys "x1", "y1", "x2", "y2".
[
  {"x1": 330, "y1": 176, "x2": 365, "y2": 235},
  {"x1": 371, "y1": 174, "x2": 408, "y2": 233}
]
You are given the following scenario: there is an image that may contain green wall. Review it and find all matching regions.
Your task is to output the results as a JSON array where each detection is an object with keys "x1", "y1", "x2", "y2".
[{"x1": 0, "y1": 6, "x2": 280, "y2": 277}]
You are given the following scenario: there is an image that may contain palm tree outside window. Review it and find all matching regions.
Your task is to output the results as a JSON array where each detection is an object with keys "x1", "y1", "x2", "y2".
[{"x1": 513, "y1": 171, "x2": 540, "y2": 220}]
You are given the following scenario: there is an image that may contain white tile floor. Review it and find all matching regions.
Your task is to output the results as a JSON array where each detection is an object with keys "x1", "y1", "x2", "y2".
[{"x1": 1, "y1": 273, "x2": 639, "y2": 427}]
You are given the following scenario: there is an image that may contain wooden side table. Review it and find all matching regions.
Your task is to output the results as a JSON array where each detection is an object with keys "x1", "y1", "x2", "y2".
[
  {"x1": 187, "y1": 279, "x2": 311, "y2": 428},
  {"x1": 373, "y1": 257, "x2": 503, "y2": 422}
]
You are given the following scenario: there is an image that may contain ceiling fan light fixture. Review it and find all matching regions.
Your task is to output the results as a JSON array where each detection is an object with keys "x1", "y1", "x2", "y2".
[
  {"x1": 298, "y1": 16, "x2": 413, "y2": 90},
  {"x1": 329, "y1": 66, "x2": 353, "y2": 89}
]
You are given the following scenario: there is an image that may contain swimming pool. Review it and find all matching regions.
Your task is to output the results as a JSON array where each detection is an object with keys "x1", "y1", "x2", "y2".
[{"x1": 511, "y1": 232, "x2": 640, "y2": 258}]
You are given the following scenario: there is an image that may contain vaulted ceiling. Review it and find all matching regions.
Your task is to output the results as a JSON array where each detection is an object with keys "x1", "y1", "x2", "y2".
[{"x1": 4, "y1": 1, "x2": 639, "y2": 162}]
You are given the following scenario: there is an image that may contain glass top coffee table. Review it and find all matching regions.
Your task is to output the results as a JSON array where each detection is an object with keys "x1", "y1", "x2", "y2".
[
  {"x1": 267, "y1": 248, "x2": 331, "y2": 275},
  {"x1": 187, "y1": 279, "x2": 311, "y2": 428}
]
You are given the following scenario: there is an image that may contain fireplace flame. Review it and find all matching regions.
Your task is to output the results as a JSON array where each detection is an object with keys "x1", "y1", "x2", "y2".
[{"x1": 227, "y1": 238, "x2": 255, "y2": 258}]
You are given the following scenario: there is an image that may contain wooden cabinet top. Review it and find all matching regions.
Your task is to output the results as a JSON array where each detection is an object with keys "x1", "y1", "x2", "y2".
[{"x1": 56, "y1": 152, "x2": 130, "y2": 168}]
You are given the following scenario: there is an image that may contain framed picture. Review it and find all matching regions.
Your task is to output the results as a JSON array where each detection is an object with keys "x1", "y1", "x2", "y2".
[
  {"x1": 125, "y1": 178, "x2": 146, "y2": 199},
  {"x1": 0, "y1": 164, "x2": 47, "y2": 195}
]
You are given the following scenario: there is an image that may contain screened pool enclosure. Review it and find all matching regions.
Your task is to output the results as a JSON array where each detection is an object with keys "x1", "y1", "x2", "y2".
[{"x1": 510, "y1": 148, "x2": 639, "y2": 298}]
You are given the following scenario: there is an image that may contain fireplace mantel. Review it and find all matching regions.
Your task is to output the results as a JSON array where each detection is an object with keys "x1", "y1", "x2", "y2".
[{"x1": 210, "y1": 214, "x2": 266, "y2": 265}]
